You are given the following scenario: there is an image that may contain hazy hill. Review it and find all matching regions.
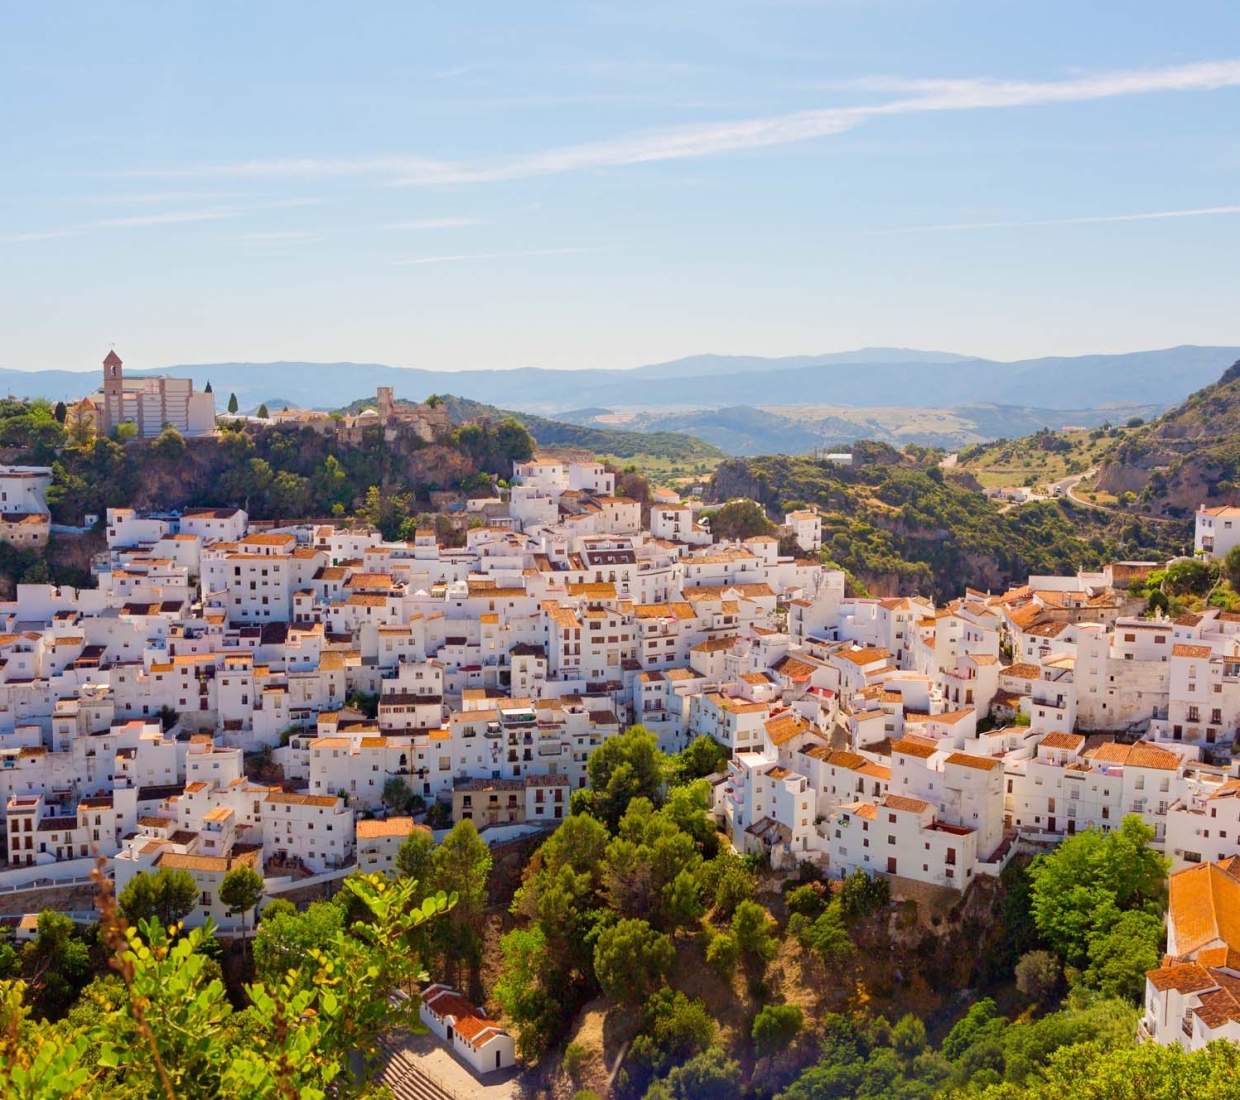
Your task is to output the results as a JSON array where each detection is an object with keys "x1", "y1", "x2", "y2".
[
  {"x1": 1096, "y1": 359, "x2": 1240, "y2": 515},
  {"x1": 628, "y1": 402, "x2": 1167, "y2": 455},
  {"x1": 425, "y1": 394, "x2": 723, "y2": 471},
  {"x1": 1, "y1": 345, "x2": 1235, "y2": 419}
]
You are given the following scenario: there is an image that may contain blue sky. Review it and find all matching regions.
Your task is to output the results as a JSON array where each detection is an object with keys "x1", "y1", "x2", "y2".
[{"x1": 2, "y1": 1, "x2": 1239, "y2": 374}]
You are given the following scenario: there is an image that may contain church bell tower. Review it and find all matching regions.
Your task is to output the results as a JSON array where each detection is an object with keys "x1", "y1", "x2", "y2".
[{"x1": 102, "y1": 350, "x2": 124, "y2": 435}]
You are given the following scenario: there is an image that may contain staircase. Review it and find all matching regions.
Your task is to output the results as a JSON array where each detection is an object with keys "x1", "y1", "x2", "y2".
[{"x1": 376, "y1": 1032, "x2": 461, "y2": 1100}]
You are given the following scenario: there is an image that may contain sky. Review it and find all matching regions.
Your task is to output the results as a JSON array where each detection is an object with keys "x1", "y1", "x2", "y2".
[{"x1": 2, "y1": 1, "x2": 1239, "y2": 374}]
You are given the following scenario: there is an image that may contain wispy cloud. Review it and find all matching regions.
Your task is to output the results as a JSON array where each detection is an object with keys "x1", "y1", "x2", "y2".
[
  {"x1": 391, "y1": 246, "x2": 607, "y2": 266},
  {"x1": 86, "y1": 190, "x2": 242, "y2": 204},
  {"x1": 235, "y1": 230, "x2": 322, "y2": 244},
  {"x1": 866, "y1": 203, "x2": 1240, "y2": 234},
  {"x1": 109, "y1": 59, "x2": 1240, "y2": 187},
  {"x1": 0, "y1": 198, "x2": 323, "y2": 245},
  {"x1": 385, "y1": 217, "x2": 484, "y2": 230}
]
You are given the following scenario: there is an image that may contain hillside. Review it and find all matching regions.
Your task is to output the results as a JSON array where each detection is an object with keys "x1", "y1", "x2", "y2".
[
  {"x1": 1093, "y1": 359, "x2": 1240, "y2": 516},
  {"x1": 708, "y1": 453, "x2": 1184, "y2": 600},
  {"x1": 434, "y1": 394, "x2": 724, "y2": 477},
  {"x1": 957, "y1": 422, "x2": 1144, "y2": 492}
]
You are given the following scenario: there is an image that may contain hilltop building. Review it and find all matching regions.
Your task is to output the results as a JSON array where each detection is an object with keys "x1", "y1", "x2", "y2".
[{"x1": 90, "y1": 351, "x2": 216, "y2": 439}]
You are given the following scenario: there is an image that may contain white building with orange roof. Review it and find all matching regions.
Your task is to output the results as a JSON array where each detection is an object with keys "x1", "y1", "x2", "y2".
[
  {"x1": 420, "y1": 983, "x2": 516, "y2": 1076},
  {"x1": 1142, "y1": 857, "x2": 1240, "y2": 1048},
  {"x1": 828, "y1": 644, "x2": 897, "y2": 697},
  {"x1": 1166, "y1": 778, "x2": 1240, "y2": 870},
  {"x1": 687, "y1": 688, "x2": 770, "y2": 754},
  {"x1": 357, "y1": 815, "x2": 429, "y2": 874},
  {"x1": 830, "y1": 791, "x2": 982, "y2": 890},
  {"x1": 1005, "y1": 734, "x2": 1188, "y2": 844},
  {"x1": 783, "y1": 507, "x2": 822, "y2": 554},
  {"x1": 1195, "y1": 505, "x2": 1240, "y2": 560},
  {"x1": 1156, "y1": 644, "x2": 1240, "y2": 748}
]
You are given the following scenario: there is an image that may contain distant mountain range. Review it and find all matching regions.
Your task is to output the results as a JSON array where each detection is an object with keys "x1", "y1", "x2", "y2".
[
  {"x1": 1, "y1": 345, "x2": 1235, "y2": 415},
  {"x1": 1, "y1": 345, "x2": 1235, "y2": 454}
]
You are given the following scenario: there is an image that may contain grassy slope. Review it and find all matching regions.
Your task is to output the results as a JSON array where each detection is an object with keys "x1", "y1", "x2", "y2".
[{"x1": 957, "y1": 425, "x2": 1140, "y2": 491}]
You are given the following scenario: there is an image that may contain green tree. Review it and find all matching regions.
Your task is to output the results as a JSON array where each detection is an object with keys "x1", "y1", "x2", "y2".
[
  {"x1": 227, "y1": 392, "x2": 239, "y2": 414},
  {"x1": 256, "y1": 403, "x2": 269, "y2": 419},
  {"x1": 1224, "y1": 544, "x2": 1240, "y2": 589},
  {"x1": 154, "y1": 426, "x2": 186, "y2": 459},
  {"x1": 383, "y1": 775, "x2": 416, "y2": 815},
  {"x1": 730, "y1": 900, "x2": 777, "y2": 965},
  {"x1": 494, "y1": 926, "x2": 574, "y2": 1062},
  {"x1": 118, "y1": 867, "x2": 199, "y2": 929},
  {"x1": 430, "y1": 819, "x2": 492, "y2": 983},
  {"x1": 1083, "y1": 910, "x2": 1164, "y2": 1001},
  {"x1": 665, "y1": 869, "x2": 705, "y2": 935},
  {"x1": 19, "y1": 911, "x2": 92, "y2": 1020},
  {"x1": 752, "y1": 1003, "x2": 803, "y2": 1055},
  {"x1": 705, "y1": 498, "x2": 776, "y2": 541},
  {"x1": 706, "y1": 931, "x2": 738, "y2": 982},
  {"x1": 890, "y1": 1013, "x2": 927, "y2": 1062},
  {"x1": 1028, "y1": 815, "x2": 1168, "y2": 968},
  {"x1": 394, "y1": 827, "x2": 435, "y2": 884},
  {"x1": 793, "y1": 901, "x2": 853, "y2": 971},
  {"x1": 1163, "y1": 558, "x2": 1217, "y2": 598},
  {"x1": 703, "y1": 852, "x2": 755, "y2": 918},
  {"x1": 259, "y1": 898, "x2": 295, "y2": 924},
  {"x1": 593, "y1": 918, "x2": 675, "y2": 1003},
  {"x1": 1015, "y1": 949, "x2": 1063, "y2": 1003},
  {"x1": 1, "y1": 872, "x2": 453, "y2": 1100},
  {"x1": 53, "y1": 401, "x2": 67, "y2": 423},
  {"x1": 669, "y1": 735, "x2": 728, "y2": 786},
  {"x1": 628, "y1": 989, "x2": 717, "y2": 1091},
  {"x1": 662, "y1": 1048, "x2": 742, "y2": 1100},
  {"x1": 219, "y1": 864, "x2": 265, "y2": 948},
  {"x1": 1000, "y1": 1036, "x2": 1240, "y2": 1100},
  {"x1": 252, "y1": 899, "x2": 345, "y2": 987},
  {"x1": 838, "y1": 868, "x2": 890, "y2": 921},
  {"x1": 583, "y1": 725, "x2": 667, "y2": 830}
]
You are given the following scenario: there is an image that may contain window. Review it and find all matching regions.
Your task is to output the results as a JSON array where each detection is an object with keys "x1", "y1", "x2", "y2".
[{"x1": 202, "y1": 892, "x2": 212, "y2": 906}]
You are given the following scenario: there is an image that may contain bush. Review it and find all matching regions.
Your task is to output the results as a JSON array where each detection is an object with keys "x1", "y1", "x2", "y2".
[
  {"x1": 752, "y1": 1003, "x2": 803, "y2": 1054},
  {"x1": 1015, "y1": 950, "x2": 1062, "y2": 1003},
  {"x1": 562, "y1": 1041, "x2": 588, "y2": 1082},
  {"x1": 731, "y1": 901, "x2": 777, "y2": 964},
  {"x1": 706, "y1": 931, "x2": 739, "y2": 982}
]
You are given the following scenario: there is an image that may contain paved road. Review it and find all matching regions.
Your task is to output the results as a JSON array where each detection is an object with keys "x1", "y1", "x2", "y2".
[{"x1": 1047, "y1": 468, "x2": 1106, "y2": 510}]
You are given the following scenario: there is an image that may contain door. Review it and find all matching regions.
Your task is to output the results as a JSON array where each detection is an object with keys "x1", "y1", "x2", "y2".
[
  {"x1": 887, "y1": 857, "x2": 897, "y2": 875},
  {"x1": 1048, "y1": 817, "x2": 1056, "y2": 834},
  {"x1": 496, "y1": 1051, "x2": 502, "y2": 1069}
]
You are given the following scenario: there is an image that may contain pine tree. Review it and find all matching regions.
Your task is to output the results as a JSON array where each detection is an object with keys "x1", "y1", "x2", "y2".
[
  {"x1": 256, "y1": 403, "x2": 269, "y2": 419},
  {"x1": 227, "y1": 393, "x2": 239, "y2": 414}
]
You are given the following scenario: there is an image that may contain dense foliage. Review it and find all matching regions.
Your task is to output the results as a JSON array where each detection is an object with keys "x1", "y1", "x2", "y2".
[
  {"x1": 0, "y1": 872, "x2": 453, "y2": 1100},
  {"x1": 708, "y1": 454, "x2": 1182, "y2": 599}
]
